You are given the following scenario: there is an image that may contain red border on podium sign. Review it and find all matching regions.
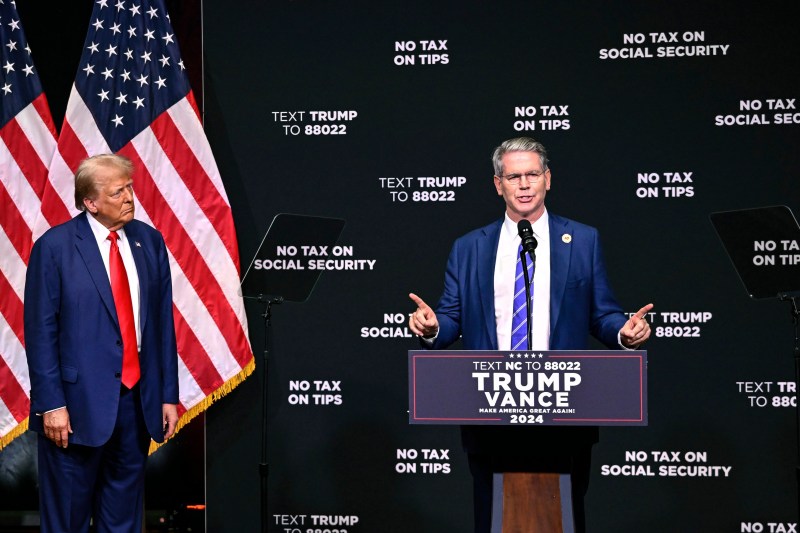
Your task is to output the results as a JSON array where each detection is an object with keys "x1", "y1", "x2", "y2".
[{"x1": 409, "y1": 350, "x2": 647, "y2": 426}]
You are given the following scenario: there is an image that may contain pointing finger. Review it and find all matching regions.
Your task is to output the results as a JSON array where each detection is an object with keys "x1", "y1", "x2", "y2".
[
  {"x1": 634, "y1": 303, "x2": 654, "y2": 321},
  {"x1": 409, "y1": 293, "x2": 430, "y2": 311}
]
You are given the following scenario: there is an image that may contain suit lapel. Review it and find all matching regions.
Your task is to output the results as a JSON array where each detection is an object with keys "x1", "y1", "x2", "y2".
[
  {"x1": 74, "y1": 213, "x2": 118, "y2": 327},
  {"x1": 124, "y1": 222, "x2": 149, "y2": 334},
  {"x1": 549, "y1": 214, "x2": 572, "y2": 337},
  {"x1": 476, "y1": 220, "x2": 502, "y2": 350}
]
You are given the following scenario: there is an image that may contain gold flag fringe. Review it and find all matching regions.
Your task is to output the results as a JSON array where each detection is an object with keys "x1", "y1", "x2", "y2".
[
  {"x1": 148, "y1": 357, "x2": 255, "y2": 455},
  {"x1": 0, "y1": 358, "x2": 254, "y2": 455},
  {"x1": 0, "y1": 417, "x2": 29, "y2": 452}
]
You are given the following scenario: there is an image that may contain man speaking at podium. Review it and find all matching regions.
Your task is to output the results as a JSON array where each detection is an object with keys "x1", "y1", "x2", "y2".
[{"x1": 409, "y1": 137, "x2": 652, "y2": 533}]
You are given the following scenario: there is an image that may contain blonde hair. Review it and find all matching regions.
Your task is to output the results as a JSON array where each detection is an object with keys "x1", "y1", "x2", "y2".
[{"x1": 74, "y1": 154, "x2": 134, "y2": 211}]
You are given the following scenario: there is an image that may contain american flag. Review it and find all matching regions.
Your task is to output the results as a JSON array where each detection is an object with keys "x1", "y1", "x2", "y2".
[
  {"x1": 37, "y1": 0, "x2": 253, "y2": 449},
  {"x1": 0, "y1": 0, "x2": 59, "y2": 449}
]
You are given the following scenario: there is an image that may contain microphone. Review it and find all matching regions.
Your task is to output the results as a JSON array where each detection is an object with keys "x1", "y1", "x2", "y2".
[{"x1": 517, "y1": 219, "x2": 538, "y2": 260}]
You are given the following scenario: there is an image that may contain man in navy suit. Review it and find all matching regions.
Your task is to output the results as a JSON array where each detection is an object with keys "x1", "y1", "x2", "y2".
[
  {"x1": 409, "y1": 137, "x2": 652, "y2": 533},
  {"x1": 24, "y1": 154, "x2": 179, "y2": 533}
]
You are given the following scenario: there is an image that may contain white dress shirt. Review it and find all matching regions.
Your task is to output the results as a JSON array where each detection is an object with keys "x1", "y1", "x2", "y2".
[
  {"x1": 494, "y1": 210, "x2": 551, "y2": 350},
  {"x1": 86, "y1": 213, "x2": 142, "y2": 350}
]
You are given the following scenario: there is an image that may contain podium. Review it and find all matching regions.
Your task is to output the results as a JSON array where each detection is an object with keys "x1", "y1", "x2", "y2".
[
  {"x1": 493, "y1": 472, "x2": 572, "y2": 532},
  {"x1": 408, "y1": 350, "x2": 648, "y2": 532}
]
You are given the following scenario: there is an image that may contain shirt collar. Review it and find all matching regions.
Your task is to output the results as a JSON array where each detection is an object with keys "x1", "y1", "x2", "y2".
[
  {"x1": 502, "y1": 208, "x2": 549, "y2": 241},
  {"x1": 86, "y1": 211, "x2": 128, "y2": 247}
]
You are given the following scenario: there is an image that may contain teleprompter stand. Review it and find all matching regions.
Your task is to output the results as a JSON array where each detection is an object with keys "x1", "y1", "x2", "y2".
[
  {"x1": 711, "y1": 205, "x2": 800, "y2": 520},
  {"x1": 240, "y1": 213, "x2": 345, "y2": 533}
]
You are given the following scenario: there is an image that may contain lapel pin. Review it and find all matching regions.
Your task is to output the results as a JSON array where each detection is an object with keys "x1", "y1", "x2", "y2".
[{"x1": 562, "y1": 234, "x2": 572, "y2": 244}]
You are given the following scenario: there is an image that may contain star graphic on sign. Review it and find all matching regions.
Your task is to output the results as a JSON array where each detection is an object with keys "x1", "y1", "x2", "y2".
[{"x1": 112, "y1": 114, "x2": 124, "y2": 127}]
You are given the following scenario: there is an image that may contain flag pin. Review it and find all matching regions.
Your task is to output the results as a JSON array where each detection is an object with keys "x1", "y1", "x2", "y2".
[{"x1": 562, "y1": 234, "x2": 572, "y2": 243}]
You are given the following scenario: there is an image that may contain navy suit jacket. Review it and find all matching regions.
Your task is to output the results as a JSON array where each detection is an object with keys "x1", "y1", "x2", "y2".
[
  {"x1": 430, "y1": 213, "x2": 627, "y2": 454},
  {"x1": 24, "y1": 211, "x2": 179, "y2": 446},
  {"x1": 432, "y1": 213, "x2": 626, "y2": 351}
]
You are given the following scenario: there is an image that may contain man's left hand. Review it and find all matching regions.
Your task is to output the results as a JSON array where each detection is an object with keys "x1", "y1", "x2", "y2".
[
  {"x1": 620, "y1": 303, "x2": 654, "y2": 348},
  {"x1": 162, "y1": 403, "x2": 178, "y2": 440}
]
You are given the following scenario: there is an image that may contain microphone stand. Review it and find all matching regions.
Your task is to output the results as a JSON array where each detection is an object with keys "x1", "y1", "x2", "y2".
[{"x1": 519, "y1": 248, "x2": 535, "y2": 351}]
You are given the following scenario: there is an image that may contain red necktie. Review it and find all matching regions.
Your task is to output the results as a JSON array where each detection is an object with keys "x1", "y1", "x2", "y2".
[{"x1": 108, "y1": 231, "x2": 140, "y2": 388}]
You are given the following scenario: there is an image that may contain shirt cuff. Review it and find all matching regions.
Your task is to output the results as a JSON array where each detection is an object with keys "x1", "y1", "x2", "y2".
[
  {"x1": 617, "y1": 330, "x2": 636, "y2": 351},
  {"x1": 40, "y1": 406, "x2": 67, "y2": 416},
  {"x1": 419, "y1": 330, "x2": 438, "y2": 346}
]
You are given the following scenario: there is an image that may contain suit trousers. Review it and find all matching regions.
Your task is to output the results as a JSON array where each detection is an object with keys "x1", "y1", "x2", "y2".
[{"x1": 37, "y1": 385, "x2": 151, "y2": 533}]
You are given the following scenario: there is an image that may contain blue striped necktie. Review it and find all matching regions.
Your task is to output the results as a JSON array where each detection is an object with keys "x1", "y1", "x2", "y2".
[{"x1": 511, "y1": 243, "x2": 535, "y2": 350}]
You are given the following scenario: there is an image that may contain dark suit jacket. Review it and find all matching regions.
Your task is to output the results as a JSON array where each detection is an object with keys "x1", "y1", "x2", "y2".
[
  {"x1": 430, "y1": 213, "x2": 627, "y2": 455},
  {"x1": 24, "y1": 211, "x2": 178, "y2": 446}
]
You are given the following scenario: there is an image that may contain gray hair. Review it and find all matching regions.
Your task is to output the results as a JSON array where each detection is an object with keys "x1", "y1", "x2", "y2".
[
  {"x1": 74, "y1": 154, "x2": 134, "y2": 211},
  {"x1": 491, "y1": 137, "x2": 549, "y2": 176}
]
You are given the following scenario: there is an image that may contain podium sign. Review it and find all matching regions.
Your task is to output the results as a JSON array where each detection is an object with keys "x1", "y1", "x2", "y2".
[{"x1": 408, "y1": 350, "x2": 647, "y2": 426}]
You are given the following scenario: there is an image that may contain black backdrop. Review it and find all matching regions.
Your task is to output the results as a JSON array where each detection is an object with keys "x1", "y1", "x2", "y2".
[{"x1": 2, "y1": 1, "x2": 800, "y2": 532}]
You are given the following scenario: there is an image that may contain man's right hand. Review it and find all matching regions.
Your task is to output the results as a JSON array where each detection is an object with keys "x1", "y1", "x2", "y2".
[
  {"x1": 408, "y1": 293, "x2": 439, "y2": 338},
  {"x1": 43, "y1": 407, "x2": 72, "y2": 448}
]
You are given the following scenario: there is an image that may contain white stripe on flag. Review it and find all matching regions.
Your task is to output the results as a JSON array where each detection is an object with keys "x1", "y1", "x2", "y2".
[
  {"x1": 167, "y1": 99, "x2": 231, "y2": 205},
  {"x1": 15, "y1": 103, "x2": 57, "y2": 167},
  {"x1": 0, "y1": 141, "x2": 40, "y2": 236},
  {"x1": 176, "y1": 355, "x2": 206, "y2": 410},
  {"x1": 0, "y1": 312, "x2": 30, "y2": 392},
  {"x1": 0, "y1": 228, "x2": 27, "y2": 301}
]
